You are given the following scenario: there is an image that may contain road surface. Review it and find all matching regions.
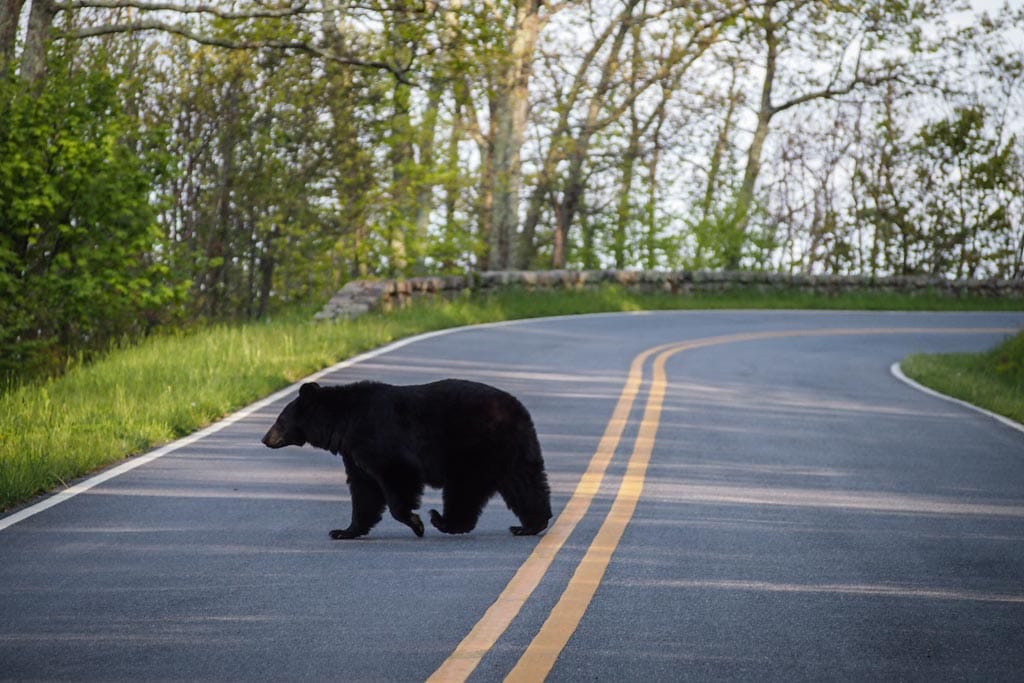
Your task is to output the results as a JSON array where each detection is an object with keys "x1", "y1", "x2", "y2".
[{"x1": 2, "y1": 310, "x2": 1024, "y2": 681}]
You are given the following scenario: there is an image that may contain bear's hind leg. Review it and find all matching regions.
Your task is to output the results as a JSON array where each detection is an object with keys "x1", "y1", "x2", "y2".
[
  {"x1": 429, "y1": 479, "x2": 494, "y2": 534},
  {"x1": 499, "y1": 466, "x2": 552, "y2": 536}
]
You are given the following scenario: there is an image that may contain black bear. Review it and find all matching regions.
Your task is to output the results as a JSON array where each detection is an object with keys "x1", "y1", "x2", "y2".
[{"x1": 261, "y1": 379, "x2": 552, "y2": 539}]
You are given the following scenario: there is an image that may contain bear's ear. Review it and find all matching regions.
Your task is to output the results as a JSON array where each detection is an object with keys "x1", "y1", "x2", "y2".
[{"x1": 299, "y1": 382, "x2": 320, "y2": 400}]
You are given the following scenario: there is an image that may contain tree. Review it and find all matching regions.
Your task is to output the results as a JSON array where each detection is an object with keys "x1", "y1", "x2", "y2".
[
  {"x1": 5, "y1": 0, "x2": 415, "y2": 87},
  {"x1": 2, "y1": 0, "x2": 1021, "y2": 383},
  {"x1": 912, "y1": 106, "x2": 1020, "y2": 278},
  {"x1": 489, "y1": 0, "x2": 547, "y2": 270},
  {"x1": 0, "y1": 0, "x2": 26, "y2": 76},
  {"x1": 724, "y1": 0, "x2": 943, "y2": 269},
  {"x1": 0, "y1": 57, "x2": 180, "y2": 382},
  {"x1": 143, "y1": 34, "x2": 347, "y2": 318},
  {"x1": 517, "y1": 0, "x2": 737, "y2": 269}
]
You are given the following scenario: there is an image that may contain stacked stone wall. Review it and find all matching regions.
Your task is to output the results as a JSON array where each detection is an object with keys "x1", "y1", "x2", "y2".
[{"x1": 314, "y1": 270, "x2": 1024, "y2": 321}]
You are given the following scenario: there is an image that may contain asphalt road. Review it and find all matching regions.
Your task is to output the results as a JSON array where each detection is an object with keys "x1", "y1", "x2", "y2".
[{"x1": 2, "y1": 310, "x2": 1024, "y2": 682}]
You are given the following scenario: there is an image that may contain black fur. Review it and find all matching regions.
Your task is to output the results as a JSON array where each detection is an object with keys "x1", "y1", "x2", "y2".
[{"x1": 262, "y1": 379, "x2": 552, "y2": 539}]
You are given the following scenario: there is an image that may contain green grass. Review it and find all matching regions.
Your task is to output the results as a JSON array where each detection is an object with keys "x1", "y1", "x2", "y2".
[
  {"x1": 901, "y1": 331, "x2": 1024, "y2": 426},
  {"x1": 2, "y1": 284, "x2": 1022, "y2": 512},
  {"x1": 0, "y1": 303, "x2": 468, "y2": 511}
]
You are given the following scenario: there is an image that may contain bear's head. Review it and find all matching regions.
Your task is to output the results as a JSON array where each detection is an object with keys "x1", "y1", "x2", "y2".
[{"x1": 261, "y1": 382, "x2": 320, "y2": 449}]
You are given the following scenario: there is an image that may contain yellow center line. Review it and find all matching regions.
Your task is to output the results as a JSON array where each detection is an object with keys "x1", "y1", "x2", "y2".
[
  {"x1": 425, "y1": 341, "x2": 676, "y2": 683},
  {"x1": 429, "y1": 326, "x2": 1019, "y2": 683},
  {"x1": 503, "y1": 339, "x2": 711, "y2": 682}
]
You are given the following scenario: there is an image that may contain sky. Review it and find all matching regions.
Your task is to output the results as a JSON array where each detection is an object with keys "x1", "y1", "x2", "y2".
[{"x1": 971, "y1": 0, "x2": 1023, "y2": 12}]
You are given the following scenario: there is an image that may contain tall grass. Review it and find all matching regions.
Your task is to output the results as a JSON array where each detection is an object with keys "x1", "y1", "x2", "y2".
[
  {"x1": 902, "y1": 331, "x2": 1024, "y2": 425},
  {"x1": 0, "y1": 296, "x2": 500, "y2": 510},
  {"x1": 2, "y1": 285, "x2": 1022, "y2": 511}
]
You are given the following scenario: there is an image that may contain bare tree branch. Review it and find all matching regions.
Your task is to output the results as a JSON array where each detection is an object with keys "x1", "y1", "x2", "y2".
[
  {"x1": 67, "y1": 18, "x2": 414, "y2": 81},
  {"x1": 770, "y1": 70, "x2": 903, "y2": 116},
  {"x1": 56, "y1": 0, "x2": 315, "y2": 18}
]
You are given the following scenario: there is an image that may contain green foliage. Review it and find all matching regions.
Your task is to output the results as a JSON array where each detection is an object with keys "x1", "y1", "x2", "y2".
[
  {"x1": 911, "y1": 105, "x2": 1021, "y2": 278},
  {"x1": 0, "y1": 62, "x2": 183, "y2": 384},
  {"x1": 852, "y1": 94, "x2": 1023, "y2": 279},
  {"x1": 144, "y1": 41, "x2": 348, "y2": 319},
  {"x1": 2, "y1": 1, "x2": 1022, "y2": 389},
  {"x1": 993, "y1": 332, "x2": 1024, "y2": 379},
  {"x1": 687, "y1": 198, "x2": 749, "y2": 270}
]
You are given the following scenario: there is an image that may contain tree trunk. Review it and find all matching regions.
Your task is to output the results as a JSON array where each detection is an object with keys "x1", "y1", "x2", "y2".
[
  {"x1": 515, "y1": 172, "x2": 548, "y2": 269},
  {"x1": 729, "y1": 11, "x2": 777, "y2": 270},
  {"x1": 645, "y1": 128, "x2": 662, "y2": 270},
  {"x1": 414, "y1": 76, "x2": 444, "y2": 255},
  {"x1": 613, "y1": 21, "x2": 647, "y2": 270},
  {"x1": 614, "y1": 147, "x2": 637, "y2": 270},
  {"x1": 552, "y1": 160, "x2": 585, "y2": 268},
  {"x1": 20, "y1": 0, "x2": 58, "y2": 84},
  {"x1": 489, "y1": 0, "x2": 543, "y2": 271},
  {"x1": 477, "y1": 136, "x2": 495, "y2": 271},
  {"x1": 440, "y1": 112, "x2": 462, "y2": 271},
  {"x1": 0, "y1": 0, "x2": 26, "y2": 77},
  {"x1": 210, "y1": 86, "x2": 237, "y2": 316},
  {"x1": 702, "y1": 67, "x2": 740, "y2": 219},
  {"x1": 387, "y1": 79, "x2": 415, "y2": 274},
  {"x1": 257, "y1": 225, "x2": 277, "y2": 318},
  {"x1": 1014, "y1": 230, "x2": 1024, "y2": 279}
]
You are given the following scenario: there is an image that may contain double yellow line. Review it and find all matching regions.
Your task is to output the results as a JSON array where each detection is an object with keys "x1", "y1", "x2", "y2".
[{"x1": 428, "y1": 326, "x2": 1016, "y2": 682}]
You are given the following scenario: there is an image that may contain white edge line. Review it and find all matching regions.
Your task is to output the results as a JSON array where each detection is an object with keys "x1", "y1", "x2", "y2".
[
  {"x1": 890, "y1": 362, "x2": 1024, "y2": 436},
  {"x1": 0, "y1": 320, "x2": 535, "y2": 532}
]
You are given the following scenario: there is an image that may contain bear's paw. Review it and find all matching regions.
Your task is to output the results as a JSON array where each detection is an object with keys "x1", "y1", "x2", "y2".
[
  {"x1": 509, "y1": 523, "x2": 547, "y2": 536},
  {"x1": 329, "y1": 527, "x2": 366, "y2": 540}
]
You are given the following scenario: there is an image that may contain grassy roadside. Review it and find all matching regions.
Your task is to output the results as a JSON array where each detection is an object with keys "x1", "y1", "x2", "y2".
[
  {"x1": 2, "y1": 285, "x2": 1022, "y2": 512},
  {"x1": 901, "y1": 331, "x2": 1024, "y2": 426}
]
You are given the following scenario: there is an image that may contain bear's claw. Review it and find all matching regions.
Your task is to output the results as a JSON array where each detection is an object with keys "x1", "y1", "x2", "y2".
[
  {"x1": 429, "y1": 509, "x2": 447, "y2": 532},
  {"x1": 408, "y1": 512, "x2": 424, "y2": 537}
]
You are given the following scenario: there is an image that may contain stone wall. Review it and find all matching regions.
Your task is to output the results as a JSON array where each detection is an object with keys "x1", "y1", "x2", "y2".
[{"x1": 314, "y1": 270, "x2": 1024, "y2": 321}]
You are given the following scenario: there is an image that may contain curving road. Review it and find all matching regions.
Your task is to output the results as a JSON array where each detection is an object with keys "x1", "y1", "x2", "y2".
[{"x1": 2, "y1": 310, "x2": 1024, "y2": 682}]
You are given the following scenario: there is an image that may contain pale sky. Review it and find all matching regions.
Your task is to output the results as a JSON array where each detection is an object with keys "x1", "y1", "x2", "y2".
[{"x1": 971, "y1": 0, "x2": 1023, "y2": 11}]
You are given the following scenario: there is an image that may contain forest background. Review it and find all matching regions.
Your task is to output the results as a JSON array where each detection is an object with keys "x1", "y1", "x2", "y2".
[{"x1": 1, "y1": 0, "x2": 1022, "y2": 385}]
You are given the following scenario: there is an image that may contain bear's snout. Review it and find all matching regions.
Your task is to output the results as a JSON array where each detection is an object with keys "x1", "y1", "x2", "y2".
[{"x1": 261, "y1": 424, "x2": 287, "y2": 449}]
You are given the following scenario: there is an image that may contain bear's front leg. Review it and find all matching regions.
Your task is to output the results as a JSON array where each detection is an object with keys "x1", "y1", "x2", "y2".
[
  {"x1": 383, "y1": 484, "x2": 425, "y2": 537},
  {"x1": 395, "y1": 511, "x2": 424, "y2": 537},
  {"x1": 375, "y1": 457, "x2": 426, "y2": 538},
  {"x1": 334, "y1": 455, "x2": 386, "y2": 540}
]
